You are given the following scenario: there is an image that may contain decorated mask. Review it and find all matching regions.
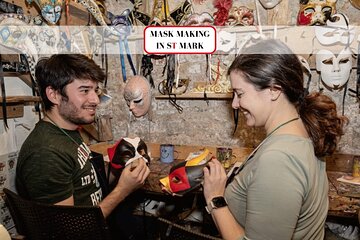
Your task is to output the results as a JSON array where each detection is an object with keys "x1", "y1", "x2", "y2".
[
  {"x1": 108, "y1": 9, "x2": 132, "y2": 37},
  {"x1": 27, "y1": 0, "x2": 63, "y2": 24},
  {"x1": 124, "y1": 75, "x2": 151, "y2": 118},
  {"x1": 225, "y1": 6, "x2": 254, "y2": 26},
  {"x1": 315, "y1": 13, "x2": 355, "y2": 46},
  {"x1": 183, "y1": 12, "x2": 213, "y2": 26},
  {"x1": 160, "y1": 149, "x2": 210, "y2": 196},
  {"x1": 297, "y1": 0, "x2": 337, "y2": 26},
  {"x1": 258, "y1": 0, "x2": 282, "y2": 9},
  {"x1": 107, "y1": 137, "x2": 150, "y2": 171},
  {"x1": 316, "y1": 48, "x2": 352, "y2": 90}
]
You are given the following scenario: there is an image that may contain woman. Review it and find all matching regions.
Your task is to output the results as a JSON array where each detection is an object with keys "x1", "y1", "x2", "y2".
[{"x1": 203, "y1": 39, "x2": 348, "y2": 240}]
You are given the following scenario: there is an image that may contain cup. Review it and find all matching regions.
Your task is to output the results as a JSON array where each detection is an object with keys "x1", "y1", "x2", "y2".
[
  {"x1": 160, "y1": 144, "x2": 175, "y2": 163},
  {"x1": 216, "y1": 147, "x2": 233, "y2": 169}
]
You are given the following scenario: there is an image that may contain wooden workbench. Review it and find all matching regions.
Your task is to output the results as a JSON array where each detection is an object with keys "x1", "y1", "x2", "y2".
[{"x1": 89, "y1": 142, "x2": 360, "y2": 221}]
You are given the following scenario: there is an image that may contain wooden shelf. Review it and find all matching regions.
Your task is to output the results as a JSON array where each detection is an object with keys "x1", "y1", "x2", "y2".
[
  {"x1": 0, "y1": 96, "x2": 41, "y2": 103},
  {"x1": 0, "y1": 103, "x2": 24, "y2": 119},
  {"x1": 2, "y1": 72, "x2": 33, "y2": 87},
  {"x1": 155, "y1": 92, "x2": 232, "y2": 100}
]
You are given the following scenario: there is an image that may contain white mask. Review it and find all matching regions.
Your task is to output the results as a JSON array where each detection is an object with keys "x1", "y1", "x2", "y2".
[
  {"x1": 258, "y1": 0, "x2": 282, "y2": 9},
  {"x1": 316, "y1": 48, "x2": 352, "y2": 90},
  {"x1": 298, "y1": 55, "x2": 311, "y2": 84},
  {"x1": 124, "y1": 75, "x2": 151, "y2": 118},
  {"x1": 315, "y1": 13, "x2": 355, "y2": 45}
]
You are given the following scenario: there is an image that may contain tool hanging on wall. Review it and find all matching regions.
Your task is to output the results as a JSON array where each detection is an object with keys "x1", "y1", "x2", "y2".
[
  {"x1": 158, "y1": 54, "x2": 183, "y2": 113},
  {"x1": 141, "y1": 55, "x2": 155, "y2": 88},
  {"x1": 151, "y1": 0, "x2": 191, "y2": 113}
]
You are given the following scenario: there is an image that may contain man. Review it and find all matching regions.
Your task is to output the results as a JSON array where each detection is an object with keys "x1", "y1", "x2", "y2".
[{"x1": 16, "y1": 54, "x2": 150, "y2": 219}]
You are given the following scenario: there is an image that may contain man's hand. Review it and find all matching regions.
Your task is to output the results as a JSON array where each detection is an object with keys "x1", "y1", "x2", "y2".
[{"x1": 115, "y1": 158, "x2": 150, "y2": 196}]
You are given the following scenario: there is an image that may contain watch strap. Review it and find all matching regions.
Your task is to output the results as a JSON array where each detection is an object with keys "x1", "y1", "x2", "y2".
[{"x1": 205, "y1": 196, "x2": 227, "y2": 214}]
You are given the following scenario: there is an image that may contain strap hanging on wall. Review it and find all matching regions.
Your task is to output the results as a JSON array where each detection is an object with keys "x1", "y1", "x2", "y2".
[
  {"x1": 349, "y1": 41, "x2": 360, "y2": 106},
  {"x1": 0, "y1": 54, "x2": 8, "y2": 129}
]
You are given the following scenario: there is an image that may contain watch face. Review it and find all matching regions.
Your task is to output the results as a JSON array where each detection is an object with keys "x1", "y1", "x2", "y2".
[{"x1": 212, "y1": 196, "x2": 227, "y2": 208}]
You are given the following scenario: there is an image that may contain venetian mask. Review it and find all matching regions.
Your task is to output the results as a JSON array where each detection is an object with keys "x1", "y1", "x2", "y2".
[
  {"x1": 124, "y1": 75, "x2": 151, "y2": 118},
  {"x1": 258, "y1": 0, "x2": 282, "y2": 9},
  {"x1": 107, "y1": 137, "x2": 150, "y2": 171},
  {"x1": 297, "y1": 0, "x2": 337, "y2": 26},
  {"x1": 108, "y1": 9, "x2": 132, "y2": 37},
  {"x1": 160, "y1": 149, "x2": 210, "y2": 196},
  {"x1": 316, "y1": 48, "x2": 352, "y2": 90},
  {"x1": 183, "y1": 12, "x2": 213, "y2": 26},
  {"x1": 27, "y1": 0, "x2": 63, "y2": 24},
  {"x1": 225, "y1": 6, "x2": 254, "y2": 26},
  {"x1": 315, "y1": 13, "x2": 355, "y2": 46}
]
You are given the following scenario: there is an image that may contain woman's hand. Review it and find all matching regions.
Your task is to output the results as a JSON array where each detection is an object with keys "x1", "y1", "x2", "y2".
[{"x1": 203, "y1": 158, "x2": 227, "y2": 203}]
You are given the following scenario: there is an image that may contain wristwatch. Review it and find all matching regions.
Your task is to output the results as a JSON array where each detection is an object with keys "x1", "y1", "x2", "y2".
[{"x1": 205, "y1": 196, "x2": 228, "y2": 214}]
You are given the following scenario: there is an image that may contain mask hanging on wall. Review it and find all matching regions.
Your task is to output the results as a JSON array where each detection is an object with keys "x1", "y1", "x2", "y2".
[
  {"x1": 123, "y1": 75, "x2": 152, "y2": 118},
  {"x1": 150, "y1": 0, "x2": 191, "y2": 26},
  {"x1": 213, "y1": 0, "x2": 232, "y2": 26},
  {"x1": 258, "y1": 0, "x2": 282, "y2": 9},
  {"x1": 108, "y1": 10, "x2": 137, "y2": 82},
  {"x1": 316, "y1": 48, "x2": 352, "y2": 90},
  {"x1": 315, "y1": 13, "x2": 355, "y2": 46},
  {"x1": 297, "y1": 0, "x2": 337, "y2": 26},
  {"x1": 225, "y1": 5, "x2": 254, "y2": 26},
  {"x1": 182, "y1": 12, "x2": 213, "y2": 26},
  {"x1": 27, "y1": 0, "x2": 63, "y2": 24}
]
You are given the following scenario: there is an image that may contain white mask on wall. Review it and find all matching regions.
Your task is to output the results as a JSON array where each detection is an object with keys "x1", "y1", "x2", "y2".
[
  {"x1": 123, "y1": 75, "x2": 152, "y2": 118},
  {"x1": 316, "y1": 48, "x2": 352, "y2": 90},
  {"x1": 258, "y1": 0, "x2": 282, "y2": 9},
  {"x1": 315, "y1": 13, "x2": 355, "y2": 45}
]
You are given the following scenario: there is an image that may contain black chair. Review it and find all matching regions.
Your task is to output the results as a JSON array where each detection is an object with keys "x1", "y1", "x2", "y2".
[{"x1": 3, "y1": 188, "x2": 112, "y2": 240}]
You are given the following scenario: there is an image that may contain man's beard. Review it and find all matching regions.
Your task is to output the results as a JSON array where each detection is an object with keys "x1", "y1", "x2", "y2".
[{"x1": 59, "y1": 99, "x2": 96, "y2": 125}]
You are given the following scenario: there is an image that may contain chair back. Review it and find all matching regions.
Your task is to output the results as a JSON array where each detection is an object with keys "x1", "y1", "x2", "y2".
[{"x1": 3, "y1": 188, "x2": 112, "y2": 240}]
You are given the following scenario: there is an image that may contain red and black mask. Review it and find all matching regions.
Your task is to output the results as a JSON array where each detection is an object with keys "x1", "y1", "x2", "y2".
[
  {"x1": 160, "y1": 149, "x2": 210, "y2": 196},
  {"x1": 107, "y1": 137, "x2": 150, "y2": 171},
  {"x1": 167, "y1": 162, "x2": 206, "y2": 196}
]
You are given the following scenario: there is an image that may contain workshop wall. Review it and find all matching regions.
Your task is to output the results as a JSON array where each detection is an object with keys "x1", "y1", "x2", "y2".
[{"x1": 102, "y1": 0, "x2": 360, "y2": 155}]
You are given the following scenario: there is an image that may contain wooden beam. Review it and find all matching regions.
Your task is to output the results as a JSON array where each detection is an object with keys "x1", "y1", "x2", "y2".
[
  {"x1": 0, "y1": 96, "x2": 40, "y2": 103},
  {"x1": 0, "y1": 103, "x2": 24, "y2": 119}
]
